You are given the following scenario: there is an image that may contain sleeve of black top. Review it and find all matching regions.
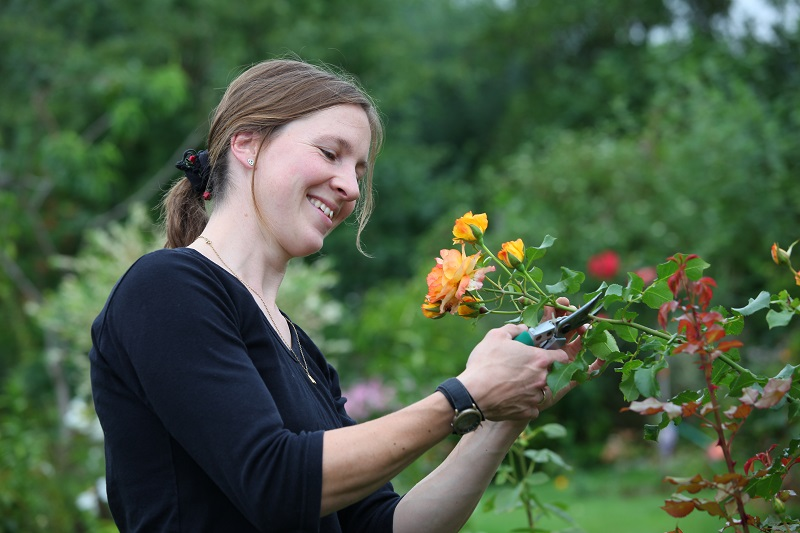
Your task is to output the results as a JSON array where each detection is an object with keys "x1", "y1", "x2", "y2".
[
  {"x1": 100, "y1": 251, "x2": 324, "y2": 531},
  {"x1": 324, "y1": 359, "x2": 403, "y2": 531}
]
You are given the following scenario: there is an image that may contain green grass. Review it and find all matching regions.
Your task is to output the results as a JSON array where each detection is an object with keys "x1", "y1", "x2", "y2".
[{"x1": 462, "y1": 464, "x2": 723, "y2": 533}]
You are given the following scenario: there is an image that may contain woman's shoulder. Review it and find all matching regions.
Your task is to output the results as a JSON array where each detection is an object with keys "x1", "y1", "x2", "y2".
[
  {"x1": 124, "y1": 247, "x2": 216, "y2": 280},
  {"x1": 110, "y1": 247, "x2": 226, "y2": 302}
]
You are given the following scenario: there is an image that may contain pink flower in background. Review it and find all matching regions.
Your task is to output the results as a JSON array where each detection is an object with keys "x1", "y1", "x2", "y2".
[
  {"x1": 342, "y1": 379, "x2": 397, "y2": 421},
  {"x1": 587, "y1": 250, "x2": 620, "y2": 280},
  {"x1": 634, "y1": 266, "x2": 658, "y2": 285}
]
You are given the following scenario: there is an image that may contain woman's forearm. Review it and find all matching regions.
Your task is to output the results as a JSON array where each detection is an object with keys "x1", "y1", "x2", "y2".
[
  {"x1": 392, "y1": 419, "x2": 527, "y2": 533},
  {"x1": 320, "y1": 392, "x2": 454, "y2": 516}
]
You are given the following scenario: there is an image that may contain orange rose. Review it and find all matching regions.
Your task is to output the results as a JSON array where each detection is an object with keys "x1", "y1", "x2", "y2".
[
  {"x1": 425, "y1": 247, "x2": 495, "y2": 315},
  {"x1": 498, "y1": 239, "x2": 525, "y2": 268},
  {"x1": 457, "y1": 295, "x2": 483, "y2": 319},
  {"x1": 421, "y1": 298, "x2": 445, "y2": 319},
  {"x1": 771, "y1": 243, "x2": 780, "y2": 265},
  {"x1": 795, "y1": 270, "x2": 800, "y2": 287},
  {"x1": 452, "y1": 212, "x2": 488, "y2": 244}
]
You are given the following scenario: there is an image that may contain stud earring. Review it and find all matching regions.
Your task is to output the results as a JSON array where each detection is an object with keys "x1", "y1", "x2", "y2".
[{"x1": 247, "y1": 158, "x2": 254, "y2": 166}]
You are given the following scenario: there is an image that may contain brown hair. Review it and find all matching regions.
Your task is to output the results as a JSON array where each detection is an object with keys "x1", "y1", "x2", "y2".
[{"x1": 162, "y1": 59, "x2": 383, "y2": 252}]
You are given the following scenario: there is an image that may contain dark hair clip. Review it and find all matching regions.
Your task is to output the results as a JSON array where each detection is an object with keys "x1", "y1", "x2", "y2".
[{"x1": 176, "y1": 149, "x2": 211, "y2": 199}]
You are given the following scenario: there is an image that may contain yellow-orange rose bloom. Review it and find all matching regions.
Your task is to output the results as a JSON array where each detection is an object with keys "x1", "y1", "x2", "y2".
[
  {"x1": 421, "y1": 298, "x2": 445, "y2": 319},
  {"x1": 452, "y1": 212, "x2": 488, "y2": 244},
  {"x1": 795, "y1": 270, "x2": 800, "y2": 287},
  {"x1": 425, "y1": 247, "x2": 495, "y2": 315},
  {"x1": 498, "y1": 239, "x2": 525, "y2": 268},
  {"x1": 457, "y1": 295, "x2": 483, "y2": 319}
]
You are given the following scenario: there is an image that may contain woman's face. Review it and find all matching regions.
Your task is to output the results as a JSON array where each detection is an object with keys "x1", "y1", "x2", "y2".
[{"x1": 254, "y1": 104, "x2": 371, "y2": 259}]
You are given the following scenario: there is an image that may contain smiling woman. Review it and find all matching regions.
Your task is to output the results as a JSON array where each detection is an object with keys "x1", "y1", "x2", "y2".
[{"x1": 89, "y1": 58, "x2": 596, "y2": 533}]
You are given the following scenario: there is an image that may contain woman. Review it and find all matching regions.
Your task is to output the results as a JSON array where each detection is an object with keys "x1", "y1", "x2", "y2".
[{"x1": 90, "y1": 58, "x2": 588, "y2": 532}]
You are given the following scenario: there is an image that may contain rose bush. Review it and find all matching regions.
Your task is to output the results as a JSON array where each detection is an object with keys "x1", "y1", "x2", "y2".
[{"x1": 422, "y1": 211, "x2": 799, "y2": 533}]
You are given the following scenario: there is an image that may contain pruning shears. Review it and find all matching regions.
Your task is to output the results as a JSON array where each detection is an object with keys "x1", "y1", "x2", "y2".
[{"x1": 514, "y1": 293, "x2": 602, "y2": 349}]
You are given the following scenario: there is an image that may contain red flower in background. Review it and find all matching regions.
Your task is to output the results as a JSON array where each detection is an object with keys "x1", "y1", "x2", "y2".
[{"x1": 587, "y1": 250, "x2": 620, "y2": 280}]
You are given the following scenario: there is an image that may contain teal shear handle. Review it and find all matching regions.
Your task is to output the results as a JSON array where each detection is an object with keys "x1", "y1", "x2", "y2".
[{"x1": 515, "y1": 293, "x2": 602, "y2": 349}]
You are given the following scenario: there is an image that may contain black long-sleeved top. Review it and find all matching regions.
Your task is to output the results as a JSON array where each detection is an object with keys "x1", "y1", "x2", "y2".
[{"x1": 90, "y1": 248, "x2": 400, "y2": 532}]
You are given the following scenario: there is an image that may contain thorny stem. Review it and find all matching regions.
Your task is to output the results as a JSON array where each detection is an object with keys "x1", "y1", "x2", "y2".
[{"x1": 685, "y1": 280, "x2": 750, "y2": 533}]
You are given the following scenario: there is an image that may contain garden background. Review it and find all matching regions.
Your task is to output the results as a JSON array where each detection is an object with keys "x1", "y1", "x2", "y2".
[{"x1": 1, "y1": 0, "x2": 799, "y2": 531}]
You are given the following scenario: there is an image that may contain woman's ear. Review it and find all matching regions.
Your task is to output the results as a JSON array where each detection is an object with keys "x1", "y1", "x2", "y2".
[{"x1": 230, "y1": 132, "x2": 259, "y2": 169}]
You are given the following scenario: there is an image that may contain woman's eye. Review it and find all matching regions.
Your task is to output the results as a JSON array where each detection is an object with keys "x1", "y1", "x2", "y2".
[{"x1": 320, "y1": 148, "x2": 337, "y2": 161}]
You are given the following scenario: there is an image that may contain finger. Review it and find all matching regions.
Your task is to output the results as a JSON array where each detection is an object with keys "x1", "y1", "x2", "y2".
[
  {"x1": 554, "y1": 296, "x2": 571, "y2": 317},
  {"x1": 497, "y1": 323, "x2": 528, "y2": 338},
  {"x1": 587, "y1": 358, "x2": 606, "y2": 379}
]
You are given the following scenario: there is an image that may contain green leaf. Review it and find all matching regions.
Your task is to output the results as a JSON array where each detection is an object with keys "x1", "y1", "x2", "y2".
[
  {"x1": 492, "y1": 485, "x2": 523, "y2": 513},
  {"x1": 545, "y1": 267, "x2": 585, "y2": 294},
  {"x1": 684, "y1": 257, "x2": 711, "y2": 280},
  {"x1": 711, "y1": 358, "x2": 733, "y2": 387},
  {"x1": 586, "y1": 329, "x2": 620, "y2": 359},
  {"x1": 538, "y1": 423, "x2": 568, "y2": 439},
  {"x1": 728, "y1": 372, "x2": 761, "y2": 395},
  {"x1": 619, "y1": 371, "x2": 640, "y2": 402},
  {"x1": 723, "y1": 314, "x2": 745, "y2": 336},
  {"x1": 656, "y1": 260, "x2": 679, "y2": 281},
  {"x1": 524, "y1": 448, "x2": 571, "y2": 470},
  {"x1": 634, "y1": 359, "x2": 667, "y2": 398},
  {"x1": 547, "y1": 360, "x2": 581, "y2": 393},
  {"x1": 643, "y1": 424, "x2": 661, "y2": 442},
  {"x1": 746, "y1": 472, "x2": 784, "y2": 499},
  {"x1": 642, "y1": 280, "x2": 673, "y2": 309},
  {"x1": 525, "y1": 235, "x2": 556, "y2": 262},
  {"x1": 528, "y1": 265, "x2": 544, "y2": 282},
  {"x1": 623, "y1": 272, "x2": 645, "y2": 300},
  {"x1": 732, "y1": 291, "x2": 771, "y2": 315},
  {"x1": 774, "y1": 364, "x2": 797, "y2": 381},
  {"x1": 767, "y1": 309, "x2": 794, "y2": 329},
  {"x1": 611, "y1": 308, "x2": 639, "y2": 343},
  {"x1": 521, "y1": 300, "x2": 546, "y2": 326}
]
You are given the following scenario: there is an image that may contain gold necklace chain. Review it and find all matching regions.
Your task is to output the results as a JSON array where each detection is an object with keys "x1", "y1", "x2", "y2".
[{"x1": 197, "y1": 236, "x2": 316, "y2": 384}]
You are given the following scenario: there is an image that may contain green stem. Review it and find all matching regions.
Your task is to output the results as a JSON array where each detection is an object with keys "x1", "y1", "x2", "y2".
[
  {"x1": 593, "y1": 316, "x2": 673, "y2": 340},
  {"x1": 478, "y1": 242, "x2": 547, "y2": 299}
]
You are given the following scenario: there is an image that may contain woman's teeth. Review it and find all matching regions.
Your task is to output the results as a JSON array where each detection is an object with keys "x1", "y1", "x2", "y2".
[{"x1": 309, "y1": 198, "x2": 334, "y2": 220}]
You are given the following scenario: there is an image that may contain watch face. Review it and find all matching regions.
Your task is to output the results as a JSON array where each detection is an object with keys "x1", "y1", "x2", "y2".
[{"x1": 453, "y1": 408, "x2": 483, "y2": 435}]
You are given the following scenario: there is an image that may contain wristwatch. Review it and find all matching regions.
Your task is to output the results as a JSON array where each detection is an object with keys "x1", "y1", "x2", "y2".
[{"x1": 436, "y1": 378, "x2": 485, "y2": 435}]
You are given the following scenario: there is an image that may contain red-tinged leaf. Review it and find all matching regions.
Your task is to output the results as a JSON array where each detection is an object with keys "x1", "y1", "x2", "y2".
[
  {"x1": 681, "y1": 401, "x2": 701, "y2": 417},
  {"x1": 743, "y1": 456, "x2": 758, "y2": 475},
  {"x1": 621, "y1": 397, "x2": 666, "y2": 416},
  {"x1": 666, "y1": 528, "x2": 684, "y2": 533},
  {"x1": 694, "y1": 499, "x2": 725, "y2": 517},
  {"x1": 739, "y1": 387, "x2": 760, "y2": 406},
  {"x1": 724, "y1": 403, "x2": 752, "y2": 420},
  {"x1": 662, "y1": 499, "x2": 695, "y2": 518},
  {"x1": 722, "y1": 421, "x2": 741, "y2": 432},
  {"x1": 713, "y1": 472, "x2": 746, "y2": 487},
  {"x1": 704, "y1": 328, "x2": 725, "y2": 343},
  {"x1": 755, "y1": 378, "x2": 792, "y2": 408},
  {"x1": 659, "y1": 300, "x2": 679, "y2": 329},
  {"x1": 664, "y1": 474, "x2": 703, "y2": 486},
  {"x1": 717, "y1": 340, "x2": 743, "y2": 352},
  {"x1": 664, "y1": 474, "x2": 707, "y2": 494}
]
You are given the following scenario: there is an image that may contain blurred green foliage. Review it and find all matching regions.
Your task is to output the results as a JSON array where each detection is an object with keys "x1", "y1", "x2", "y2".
[{"x1": 1, "y1": 0, "x2": 799, "y2": 529}]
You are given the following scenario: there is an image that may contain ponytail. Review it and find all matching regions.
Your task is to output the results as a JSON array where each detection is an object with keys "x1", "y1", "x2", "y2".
[{"x1": 162, "y1": 149, "x2": 212, "y2": 248}]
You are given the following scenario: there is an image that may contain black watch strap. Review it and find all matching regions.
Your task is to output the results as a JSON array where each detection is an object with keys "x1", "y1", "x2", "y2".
[{"x1": 436, "y1": 378, "x2": 485, "y2": 434}]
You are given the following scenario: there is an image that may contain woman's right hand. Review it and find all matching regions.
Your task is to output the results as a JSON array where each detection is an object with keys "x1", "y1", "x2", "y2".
[{"x1": 456, "y1": 323, "x2": 573, "y2": 421}]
